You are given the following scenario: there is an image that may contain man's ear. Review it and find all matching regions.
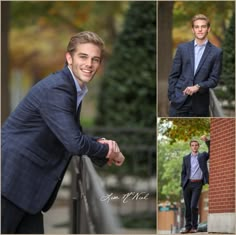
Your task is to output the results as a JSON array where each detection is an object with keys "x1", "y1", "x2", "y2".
[{"x1": 66, "y1": 52, "x2": 72, "y2": 65}]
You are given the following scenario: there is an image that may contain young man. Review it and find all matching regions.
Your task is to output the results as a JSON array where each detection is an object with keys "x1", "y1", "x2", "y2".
[
  {"x1": 1, "y1": 31, "x2": 125, "y2": 234},
  {"x1": 181, "y1": 135, "x2": 210, "y2": 233},
  {"x1": 168, "y1": 14, "x2": 223, "y2": 117}
]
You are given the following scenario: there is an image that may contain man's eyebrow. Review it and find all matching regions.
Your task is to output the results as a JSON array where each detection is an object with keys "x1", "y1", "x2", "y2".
[
  {"x1": 78, "y1": 53, "x2": 101, "y2": 59},
  {"x1": 78, "y1": 53, "x2": 88, "y2": 56}
]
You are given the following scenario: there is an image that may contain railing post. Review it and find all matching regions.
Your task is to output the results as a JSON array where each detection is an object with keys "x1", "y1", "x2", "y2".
[
  {"x1": 71, "y1": 155, "x2": 122, "y2": 234},
  {"x1": 72, "y1": 197, "x2": 78, "y2": 233},
  {"x1": 77, "y1": 157, "x2": 82, "y2": 234},
  {"x1": 209, "y1": 89, "x2": 224, "y2": 117}
]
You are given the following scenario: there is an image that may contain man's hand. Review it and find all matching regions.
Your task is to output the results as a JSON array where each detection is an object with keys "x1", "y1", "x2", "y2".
[
  {"x1": 108, "y1": 151, "x2": 125, "y2": 166},
  {"x1": 200, "y1": 135, "x2": 209, "y2": 142},
  {"x1": 183, "y1": 85, "x2": 200, "y2": 96},
  {"x1": 97, "y1": 139, "x2": 125, "y2": 166}
]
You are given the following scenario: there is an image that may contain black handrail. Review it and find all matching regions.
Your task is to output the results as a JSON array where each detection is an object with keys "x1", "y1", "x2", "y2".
[
  {"x1": 70, "y1": 127, "x2": 156, "y2": 233},
  {"x1": 71, "y1": 155, "x2": 121, "y2": 234},
  {"x1": 209, "y1": 89, "x2": 224, "y2": 117}
]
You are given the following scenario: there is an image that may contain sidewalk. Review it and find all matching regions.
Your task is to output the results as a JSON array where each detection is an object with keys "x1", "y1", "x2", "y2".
[
  {"x1": 44, "y1": 203, "x2": 157, "y2": 234},
  {"x1": 44, "y1": 203, "x2": 70, "y2": 234},
  {"x1": 44, "y1": 174, "x2": 71, "y2": 234},
  {"x1": 43, "y1": 172, "x2": 157, "y2": 234}
]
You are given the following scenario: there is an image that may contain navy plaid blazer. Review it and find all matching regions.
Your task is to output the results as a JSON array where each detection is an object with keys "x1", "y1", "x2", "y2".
[
  {"x1": 1, "y1": 66, "x2": 108, "y2": 214},
  {"x1": 181, "y1": 140, "x2": 210, "y2": 189},
  {"x1": 168, "y1": 40, "x2": 222, "y2": 115}
]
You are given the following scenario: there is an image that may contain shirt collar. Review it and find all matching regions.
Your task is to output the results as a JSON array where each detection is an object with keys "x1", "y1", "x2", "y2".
[
  {"x1": 191, "y1": 153, "x2": 198, "y2": 157},
  {"x1": 67, "y1": 66, "x2": 88, "y2": 94},
  {"x1": 194, "y1": 39, "x2": 208, "y2": 47}
]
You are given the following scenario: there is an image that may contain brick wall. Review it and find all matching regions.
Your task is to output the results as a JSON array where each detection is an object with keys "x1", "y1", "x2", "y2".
[{"x1": 209, "y1": 118, "x2": 235, "y2": 213}]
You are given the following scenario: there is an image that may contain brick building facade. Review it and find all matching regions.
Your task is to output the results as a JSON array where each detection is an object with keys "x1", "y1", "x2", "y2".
[{"x1": 208, "y1": 118, "x2": 235, "y2": 233}]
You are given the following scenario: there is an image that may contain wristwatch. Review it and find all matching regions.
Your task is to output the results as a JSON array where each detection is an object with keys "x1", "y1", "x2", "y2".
[{"x1": 195, "y1": 84, "x2": 200, "y2": 88}]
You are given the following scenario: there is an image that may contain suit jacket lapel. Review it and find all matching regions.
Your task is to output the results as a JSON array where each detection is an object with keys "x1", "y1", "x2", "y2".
[
  {"x1": 62, "y1": 66, "x2": 77, "y2": 92},
  {"x1": 187, "y1": 154, "x2": 191, "y2": 169},
  {"x1": 62, "y1": 66, "x2": 81, "y2": 124},
  {"x1": 62, "y1": 66, "x2": 78, "y2": 105},
  {"x1": 76, "y1": 102, "x2": 82, "y2": 123},
  {"x1": 197, "y1": 152, "x2": 204, "y2": 170},
  {"x1": 189, "y1": 41, "x2": 195, "y2": 76},
  {"x1": 194, "y1": 41, "x2": 211, "y2": 76}
]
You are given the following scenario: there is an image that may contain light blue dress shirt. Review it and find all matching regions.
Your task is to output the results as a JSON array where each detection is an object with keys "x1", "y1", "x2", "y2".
[
  {"x1": 67, "y1": 66, "x2": 88, "y2": 109},
  {"x1": 190, "y1": 153, "x2": 203, "y2": 180},
  {"x1": 194, "y1": 40, "x2": 208, "y2": 74}
]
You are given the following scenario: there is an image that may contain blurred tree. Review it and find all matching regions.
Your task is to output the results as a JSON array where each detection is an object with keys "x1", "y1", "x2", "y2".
[
  {"x1": 83, "y1": 2, "x2": 130, "y2": 54},
  {"x1": 11, "y1": 1, "x2": 91, "y2": 31},
  {"x1": 158, "y1": 139, "x2": 170, "y2": 201},
  {"x1": 96, "y1": 1, "x2": 156, "y2": 127},
  {"x1": 1, "y1": 1, "x2": 10, "y2": 124},
  {"x1": 10, "y1": 1, "x2": 129, "y2": 55},
  {"x1": 158, "y1": 141, "x2": 185, "y2": 202},
  {"x1": 159, "y1": 118, "x2": 210, "y2": 144},
  {"x1": 158, "y1": 1, "x2": 174, "y2": 117},
  {"x1": 93, "y1": 2, "x2": 156, "y2": 197},
  {"x1": 216, "y1": 11, "x2": 235, "y2": 108}
]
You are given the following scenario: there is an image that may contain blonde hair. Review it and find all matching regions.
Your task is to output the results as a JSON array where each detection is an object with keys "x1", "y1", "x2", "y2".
[
  {"x1": 191, "y1": 14, "x2": 210, "y2": 28},
  {"x1": 67, "y1": 31, "x2": 105, "y2": 58}
]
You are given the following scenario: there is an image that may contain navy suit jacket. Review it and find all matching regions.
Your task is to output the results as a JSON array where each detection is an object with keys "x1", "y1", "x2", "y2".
[
  {"x1": 1, "y1": 66, "x2": 109, "y2": 214},
  {"x1": 181, "y1": 140, "x2": 210, "y2": 189},
  {"x1": 168, "y1": 40, "x2": 222, "y2": 115}
]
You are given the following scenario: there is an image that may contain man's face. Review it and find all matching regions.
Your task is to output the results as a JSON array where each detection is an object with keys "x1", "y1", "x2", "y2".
[
  {"x1": 190, "y1": 141, "x2": 199, "y2": 153},
  {"x1": 192, "y1": 19, "x2": 210, "y2": 41},
  {"x1": 66, "y1": 43, "x2": 102, "y2": 87}
]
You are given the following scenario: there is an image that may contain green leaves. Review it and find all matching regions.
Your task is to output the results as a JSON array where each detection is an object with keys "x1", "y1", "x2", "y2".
[
  {"x1": 96, "y1": 2, "x2": 156, "y2": 128},
  {"x1": 159, "y1": 118, "x2": 210, "y2": 144},
  {"x1": 217, "y1": 11, "x2": 235, "y2": 105}
]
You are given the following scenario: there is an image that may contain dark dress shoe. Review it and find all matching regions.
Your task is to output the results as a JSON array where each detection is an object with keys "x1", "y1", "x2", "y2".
[
  {"x1": 190, "y1": 228, "x2": 197, "y2": 233},
  {"x1": 180, "y1": 228, "x2": 192, "y2": 233}
]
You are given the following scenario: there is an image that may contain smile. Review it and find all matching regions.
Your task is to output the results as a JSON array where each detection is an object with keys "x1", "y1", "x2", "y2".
[{"x1": 81, "y1": 69, "x2": 92, "y2": 74}]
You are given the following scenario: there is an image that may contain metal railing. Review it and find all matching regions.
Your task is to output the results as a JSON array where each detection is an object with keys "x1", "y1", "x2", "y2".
[
  {"x1": 71, "y1": 155, "x2": 121, "y2": 234},
  {"x1": 70, "y1": 127, "x2": 156, "y2": 233},
  {"x1": 85, "y1": 127, "x2": 156, "y2": 216},
  {"x1": 209, "y1": 89, "x2": 224, "y2": 117}
]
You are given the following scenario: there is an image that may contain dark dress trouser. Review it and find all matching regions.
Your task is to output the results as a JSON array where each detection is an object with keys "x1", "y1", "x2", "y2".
[
  {"x1": 183, "y1": 181, "x2": 203, "y2": 230},
  {"x1": 169, "y1": 96, "x2": 209, "y2": 117},
  {"x1": 1, "y1": 196, "x2": 44, "y2": 234}
]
